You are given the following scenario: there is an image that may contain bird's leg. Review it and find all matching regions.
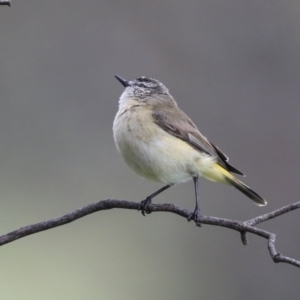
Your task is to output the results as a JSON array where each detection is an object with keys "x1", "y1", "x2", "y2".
[
  {"x1": 139, "y1": 184, "x2": 173, "y2": 216},
  {"x1": 187, "y1": 176, "x2": 202, "y2": 226}
]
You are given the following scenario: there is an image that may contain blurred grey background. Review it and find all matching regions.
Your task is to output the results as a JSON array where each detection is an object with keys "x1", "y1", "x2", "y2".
[{"x1": 0, "y1": 1, "x2": 299, "y2": 299}]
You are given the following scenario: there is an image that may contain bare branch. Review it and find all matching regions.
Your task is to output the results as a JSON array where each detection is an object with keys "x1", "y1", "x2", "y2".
[
  {"x1": 0, "y1": 199, "x2": 299, "y2": 268},
  {"x1": 246, "y1": 201, "x2": 300, "y2": 226},
  {"x1": 240, "y1": 201, "x2": 300, "y2": 248},
  {"x1": 0, "y1": 0, "x2": 11, "y2": 6}
]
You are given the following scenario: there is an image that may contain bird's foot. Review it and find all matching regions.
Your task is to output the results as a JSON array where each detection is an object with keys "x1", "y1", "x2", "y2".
[
  {"x1": 138, "y1": 196, "x2": 152, "y2": 216},
  {"x1": 187, "y1": 208, "x2": 202, "y2": 227}
]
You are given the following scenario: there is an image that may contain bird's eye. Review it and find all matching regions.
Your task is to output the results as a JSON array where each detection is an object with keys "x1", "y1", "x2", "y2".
[{"x1": 137, "y1": 83, "x2": 146, "y2": 88}]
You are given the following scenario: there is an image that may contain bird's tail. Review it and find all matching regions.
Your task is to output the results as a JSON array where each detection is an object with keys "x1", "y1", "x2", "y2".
[
  {"x1": 214, "y1": 164, "x2": 267, "y2": 206},
  {"x1": 225, "y1": 176, "x2": 267, "y2": 206}
]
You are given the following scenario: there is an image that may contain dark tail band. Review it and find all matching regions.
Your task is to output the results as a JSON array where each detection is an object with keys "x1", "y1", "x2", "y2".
[{"x1": 226, "y1": 177, "x2": 267, "y2": 206}]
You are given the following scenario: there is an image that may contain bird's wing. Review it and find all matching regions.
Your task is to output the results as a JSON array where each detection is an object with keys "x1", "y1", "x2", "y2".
[{"x1": 152, "y1": 107, "x2": 244, "y2": 176}]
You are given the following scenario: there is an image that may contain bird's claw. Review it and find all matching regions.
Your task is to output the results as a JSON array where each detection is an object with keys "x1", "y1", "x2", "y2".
[
  {"x1": 187, "y1": 208, "x2": 202, "y2": 227},
  {"x1": 138, "y1": 197, "x2": 152, "y2": 216}
]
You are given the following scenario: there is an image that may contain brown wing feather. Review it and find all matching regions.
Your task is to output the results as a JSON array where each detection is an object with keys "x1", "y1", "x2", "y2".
[
  {"x1": 152, "y1": 107, "x2": 244, "y2": 176},
  {"x1": 210, "y1": 142, "x2": 244, "y2": 176}
]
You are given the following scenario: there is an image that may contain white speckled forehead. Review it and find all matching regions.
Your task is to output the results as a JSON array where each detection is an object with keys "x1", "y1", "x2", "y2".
[{"x1": 118, "y1": 76, "x2": 171, "y2": 106}]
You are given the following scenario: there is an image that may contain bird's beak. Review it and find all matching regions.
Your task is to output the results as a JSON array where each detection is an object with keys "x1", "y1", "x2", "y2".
[{"x1": 114, "y1": 75, "x2": 130, "y2": 87}]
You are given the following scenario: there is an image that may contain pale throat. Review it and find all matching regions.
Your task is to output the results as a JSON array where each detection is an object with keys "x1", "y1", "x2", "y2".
[{"x1": 118, "y1": 92, "x2": 144, "y2": 109}]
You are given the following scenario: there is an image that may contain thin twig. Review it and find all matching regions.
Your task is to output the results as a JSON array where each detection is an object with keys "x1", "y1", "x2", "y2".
[
  {"x1": 0, "y1": 0, "x2": 11, "y2": 6},
  {"x1": 239, "y1": 201, "x2": 300, "y2": 247},
  {"x1": 0, "y1": 199, "x2": 299, "y2": 268},
  {"x1": 246, "y1": 201, "x2": 300, "y2": 226}
]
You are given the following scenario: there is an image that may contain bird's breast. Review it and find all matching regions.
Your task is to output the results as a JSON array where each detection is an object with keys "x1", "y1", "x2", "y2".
[{"x1": 113, "y1": 107, "x2": 163, "y2": 180}]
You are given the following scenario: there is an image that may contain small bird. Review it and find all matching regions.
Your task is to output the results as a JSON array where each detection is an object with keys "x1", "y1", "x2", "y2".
[{"x1": 113, "y1": 75, "x2": 267, "y2": 225}]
